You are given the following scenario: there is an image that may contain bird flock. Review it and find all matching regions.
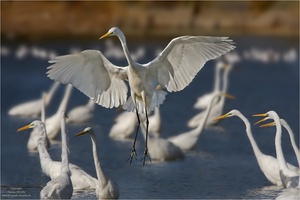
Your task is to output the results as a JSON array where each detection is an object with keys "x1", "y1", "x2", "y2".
[{"x1": 9, "y1": 27, "x2": 299, "y2": 199}]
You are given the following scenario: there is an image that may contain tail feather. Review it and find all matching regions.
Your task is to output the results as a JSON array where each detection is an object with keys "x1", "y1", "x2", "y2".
[{"x1": 123, "y1": 90, "x2": 167, "y2": 114}]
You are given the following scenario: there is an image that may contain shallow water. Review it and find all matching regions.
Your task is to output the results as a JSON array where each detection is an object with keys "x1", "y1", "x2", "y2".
[{"x1": 1, "y1": 36, "x2": 299, "y2": 199}]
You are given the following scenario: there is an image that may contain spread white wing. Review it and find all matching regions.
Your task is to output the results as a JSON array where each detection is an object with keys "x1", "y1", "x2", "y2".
[
  {"x1": 146, "y1": 36, "x2": 235, "y2": 92},
  {"x1": 47, "y1": 50, "x2": 128, "y2": 108}
]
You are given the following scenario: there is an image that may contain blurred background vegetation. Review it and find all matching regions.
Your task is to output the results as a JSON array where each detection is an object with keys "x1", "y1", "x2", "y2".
[{"x1": 1, "y1": 1, "x2": 299, "y2": 41}]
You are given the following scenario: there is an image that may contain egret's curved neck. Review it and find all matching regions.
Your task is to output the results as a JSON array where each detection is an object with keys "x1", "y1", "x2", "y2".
[
  {"x1": 36, "y1": 124, "x2": 53, "y2": 174},
  {"x1": 193, "y1": 95, "x2": 219, "y2": 137},
  {"x1": 117, "y1": 34, "x2": 134, "y2": 66},
  {"x1": 57, "y1": 84, "x2": 72, "y2": 115},
  {"x1": 60, "y1": 116, "x2": 70, "y2": 173},
  {"x1": 90, "y1": 132, "x2": 108, "y2": 187},
  {"x1": 238, "y1": 113, "x2": 263, "y2": 158},
  {"x1": 222, "y1": 67, "x2": 231, "y2": 93},
  {"x1": 213, "y1": 66, "x2": 222, "y2": 92},
  {"x1": 274, "y1": 117, "x2": 289, "y2": 171},
  {"x1": 41, "y1": 93, "x2": 46, "y2": 123},
  {"x1": 45, "y1": 82, "x2": 60, "y2": 105},
  {"x1": 280, "y1": 119, "x2": 300, "y2": 167},
  {"x1": 217, "y1": 67, "x2": 231, "y2": 106}
]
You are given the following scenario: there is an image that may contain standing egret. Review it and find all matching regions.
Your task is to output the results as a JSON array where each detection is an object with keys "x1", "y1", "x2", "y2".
[
  {"x1": 254, "y1": 111, "x2": 299, "y2": 188},
  {"x1": 280, "y1": 118, "x2": 300, "y2": 167},
  {"x1": 215, "y1": 109, "x2": 298, "y2": 186},
  {"x1": 17, "y1": 121, "x2": 98, "y2": 190},
  {"x1": 47, "y1": 27, "x2": 235, "y2": 164},
  {"x1": 67, "y1": 99, "x2": 95, "y2": 124},
  {"x1": 8, "y1": 82, "x2": 60, "y2": 117},
  {"x1": 46, "y1": 84, "x2": 73, "y2": 140},
  {"x1": 168, "y1": 93, "x2": 233, "y2": 151},
  {"x1": 193, "y1": 61, "x2": 225, "y2": 109},
  {"x1": 188, "y1": 63, "x2": 233, "y2": 128},
  {"x1": 76, "y1": 127, "x2": 120, "y2": 199},
  {"x1": 39, "y1": 111, "x2": 73, "y2": 199}
]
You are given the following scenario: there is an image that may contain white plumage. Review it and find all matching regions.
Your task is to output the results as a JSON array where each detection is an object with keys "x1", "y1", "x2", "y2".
[
  {"x1": 8, "y1": 82, "x2": 60, "y2": 117},
  {"x1": 40, "y1": 111, "x2": 73, "y2": 199},
  {"x1": 109, "y1": 107, "x2": 161, "y2": 139},
  {"x1": 46, "y1": 84, "x2": 73, "y2": 140},
  {"x1": 47, "y1": 27, "x2": 235, "y2": 164},
  {"x1": 216, "y1": 109, "x2": 299, "y2": 186},
  {"x1": 254, "y1": 111, "x2": 299, "y2": 188},
  {"x1": 188, "y1": 62, "x2": 233, "y2": 128},
  {"x1": 17, "y1": 120, "x2": 98, "y2": 190},
  {"x1": 168, "y1": 93, "x2": 225, "y2": 151},
  {"x1": 193, "y1": 61, "x2": 225, "y2": 109},
  {"x1": 67, "y1": 99, "x2": 95, "y2": 124},
  {"x1": 76, "y1": 127, "x2": 120, "y2": 199}
]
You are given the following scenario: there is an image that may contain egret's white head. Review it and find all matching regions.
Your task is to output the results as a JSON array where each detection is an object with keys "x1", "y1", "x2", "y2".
[
  {"x1": 17, "y1": 120, "x2": 43, "y2": 132},
  {"x1": 75, "y1": 127, "x2": 93, "y2": 137},
  {"x1": 214, "y1": 109, "x2": 239, "y2": 121},
  {"x1": 99, "y1": 27, "x2": 125, "y2": 43},
  {"x1": 253, "y1": 110, "x2": 278, "y2": 127}
]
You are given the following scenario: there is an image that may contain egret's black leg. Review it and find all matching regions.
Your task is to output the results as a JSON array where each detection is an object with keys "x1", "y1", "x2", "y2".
[
  {"x1": 126, "y1": 108, "x2": 140, "y2": 164},
  {"x1": 141, "y1": 108, "x2": 151, "y2": 166}
]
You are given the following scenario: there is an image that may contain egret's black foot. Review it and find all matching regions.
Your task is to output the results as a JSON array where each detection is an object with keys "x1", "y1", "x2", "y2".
[
  {"x1": 126, "y1": 148, "x2": 138, "y2": 165},
  {"x1": 140, "y1": 147, "x2": 151, "y2": 166}
]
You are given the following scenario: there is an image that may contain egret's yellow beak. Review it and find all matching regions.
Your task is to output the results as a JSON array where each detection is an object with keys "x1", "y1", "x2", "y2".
[
  {"x1": 99, "y1": 32, "x2": 112, "y2": 40},
  {"x1": 259, "y1": 121, "x2": 276, "y2": 128},
  {"x1": 223, "y1": 64, "x2": 230, "y2": 69},
  {"x1": 214, "y1": 113, "x2": 231, "y2": 121},
  {"x1": 252, "y1": 113, "x2": 268, "y2": 117},
  {"x1": 75, "y1": 130, "x2": 89, "y2": 137},
  {"x1": 17, "y1": 124, "x2": 31, "y2": 132},
  {"x1": 222, "y1": 93, "x2": 236, "y2": 99},
  {"x1": 252, "y1": 113, "x2": 269, "y2": 125}
]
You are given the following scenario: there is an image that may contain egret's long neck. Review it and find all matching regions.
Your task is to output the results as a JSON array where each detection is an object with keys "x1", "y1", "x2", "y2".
[
  {"x1": 221, "y1": 67, "x2": 231, "y2": 93},
  {"x1": 193, "y1": 95, "x2": 219, "y2": 137},
  {"x1": 274, "y1": 117, "x2": 289, "y2": 171},
  {"x1": 36, "y1": 123, "x2": 53, "y2": 175},
  {"x1": 45, "y1": 82, "x2": 60, "y2": 105},
  {"x1": 280, "y1": 119, "x2": 300, "y2": 167},
  {"x1": 238, "y1": 113, "x2": 263, "y2": 158},
  {"x1": 118, "y1": 34, "x2": 134, "y2": 66},
  {"x1": 213, "y1": 66, "x2": 222, "y2": 92},
  {"x1": 60, "y1": 115, "x2": 70, "y2": 173},
  {"x1": 216, "y1": 67, "x2": 231, "y2": 107},
  {"x1": 90, "y1": 133, "x2": 108, "y2": 186},
  {"x1": 57, "y1": 84, "x2": 72, "y2": 115},
  {"x1": 41, "y1": 93, "x2": 46, "y2": 123}
]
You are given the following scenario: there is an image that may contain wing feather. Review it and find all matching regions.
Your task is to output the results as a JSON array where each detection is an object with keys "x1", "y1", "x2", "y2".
[
  {"x1": 147, "y1": 36, "x2": 235, "y2": 92},
  {"x1": 47, "y1": 50, "x2": 128, "y2": 108}
]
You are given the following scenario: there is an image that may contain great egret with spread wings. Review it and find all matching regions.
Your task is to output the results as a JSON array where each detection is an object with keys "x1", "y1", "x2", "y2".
[{"x1": 47, "y1": 27, "x2": 235, "y2": 165}]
